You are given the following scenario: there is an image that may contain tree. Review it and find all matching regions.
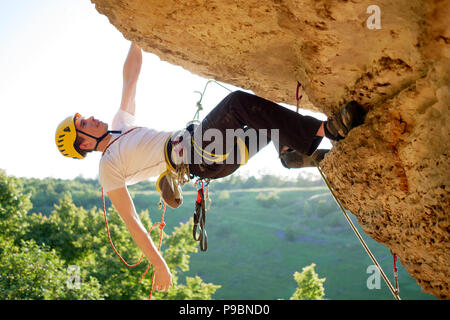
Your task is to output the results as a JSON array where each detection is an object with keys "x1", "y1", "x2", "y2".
[
  {"x1": 215, "y1": 190, "x2": 231, "y2": 206},
  {"x1": 0, "y1": 171, "x2": 220, "y2": 300},
  {"x1": 0, "y1": 237, "x2": 102, "y2": 299},
  {"x1": 255, "y1": 192, "x2": 279, "y2": 208},
  {"x1": 290, "y1": 263, "x2": 326, "y2": 300},
  {"x1": 2, "y1": 172, "x2": 330, "y2": 300},
  {"x1": 0, "y1": 170, "x2": 32, "y2": 240},
  {"x1": 150, "y1": 218, "x2": 221, "y2": 300},
  {"x1": 23, "y1": 195, "x2": 221, "y2": 300},
  {"x1": 243, "y1": 176, "x2": 258, "y2": 188}
]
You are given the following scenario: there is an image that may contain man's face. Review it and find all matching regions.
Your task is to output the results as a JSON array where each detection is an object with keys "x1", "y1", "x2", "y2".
[{"x1": 74, "y1": 116, "x2": 108, "y2": 150}]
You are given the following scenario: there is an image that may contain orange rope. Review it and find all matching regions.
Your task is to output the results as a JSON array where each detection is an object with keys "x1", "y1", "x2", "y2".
[
  {"x1": 100, "y1": 127, "x2": 168, "y2": 300},
  {"x1": 101, "y1": 187, "x2": 144, "y2": 267},
  {"x1": 139, "y1": 204, "x2": 166, "y2": 300},
  {"x1": 101, "y1": 188, "x2": 167, "y2": 300}
]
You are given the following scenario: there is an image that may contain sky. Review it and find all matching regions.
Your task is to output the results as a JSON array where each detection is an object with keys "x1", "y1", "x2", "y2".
[{"x1": 0, "y1": 0, "x2": 331, "y2": 181}]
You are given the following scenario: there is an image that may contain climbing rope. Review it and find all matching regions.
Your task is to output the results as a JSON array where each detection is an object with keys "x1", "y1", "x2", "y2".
[
  {"x1": 311, "y1": 157, "x2": 401, "y2": 300},
  {"x1": 193, "y1": 79, "x2": 232, "y2": 120},
  {"x1": 101, "y1": 188, "x2": 144, "y2": 267},
  {"x1": 188, "y1": 80, "x2": 227, "y2": 251},
  {"x1": 100, "y1": 127, "x2": 167, "y2": 300},
  {"x1": 101, "y1": 188, "x2": 166, "y2": 300},
  {"x1": 140, "y1": 202, "x2": 166, "y2": 300}
]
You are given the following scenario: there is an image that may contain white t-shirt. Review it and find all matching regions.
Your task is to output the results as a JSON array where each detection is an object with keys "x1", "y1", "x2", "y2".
[{"x1": 99, "y1": 109, "x2": 174, "y2": 192}]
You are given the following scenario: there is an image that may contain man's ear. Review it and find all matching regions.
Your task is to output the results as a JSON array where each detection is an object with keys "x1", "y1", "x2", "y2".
[{"x1": 79, "y1": 139, "x2": 94, "y2": 150}]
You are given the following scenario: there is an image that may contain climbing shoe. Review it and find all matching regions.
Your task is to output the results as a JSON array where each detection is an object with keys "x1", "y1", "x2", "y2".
[
  {"x1": 324, "y1": 101, "x2": 367, "y2": 141},
  {"x1": 280, "y1": 148, "x2": 330, "y2": 169}
]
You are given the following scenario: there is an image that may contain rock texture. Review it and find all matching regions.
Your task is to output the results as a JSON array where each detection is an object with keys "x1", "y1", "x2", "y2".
[{"x1": 91, "y1": 0, "x2": 449, "y2": 299}]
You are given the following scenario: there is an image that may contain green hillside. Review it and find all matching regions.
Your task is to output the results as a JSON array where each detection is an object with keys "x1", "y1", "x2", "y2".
[
  {"x1": 10, "y1": 173, "x2": 435, "y2": 300},
  {"x1": 132, "y1": 187, "x2": 434, "y2": 300}
]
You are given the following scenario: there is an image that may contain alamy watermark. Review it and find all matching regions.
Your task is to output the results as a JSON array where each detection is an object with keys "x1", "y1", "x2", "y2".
[
  {"x1": 66, "y1": 265, "x2": 81, "y2": 290},
  {"x1": 366, "y1": 264, "x2": 381, "y2": 290},
  {"x1": 366, "y1": 5, "x2": 381, "y2": 30},
  {"x1": 179, "y1": 127, "x2": 280, "y2": 165}
]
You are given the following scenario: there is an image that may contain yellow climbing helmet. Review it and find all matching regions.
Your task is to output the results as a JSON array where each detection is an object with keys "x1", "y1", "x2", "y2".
[{"x1": 55, "y1": 113, "x2": 84, "y2": 159}]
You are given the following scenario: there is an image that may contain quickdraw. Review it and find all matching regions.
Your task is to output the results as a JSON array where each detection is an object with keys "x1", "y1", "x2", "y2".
[
  {"x1": 295, "y1": 81, "x2": 304, "y2": 113},
  {"x1": 193, "y1": 178, "x2": 211, "y2": 251},
  {"x1": 392, "y1": 252, "x2": 400, "y2": 294},
  {"x1": 311, "y1": 155, "x2": 401, "y2": 300}
]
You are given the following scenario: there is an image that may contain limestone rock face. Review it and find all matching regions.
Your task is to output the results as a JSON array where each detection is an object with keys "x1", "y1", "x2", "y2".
[{"x1": 91, "y1": 0, "x2": 449, "y2": 299}]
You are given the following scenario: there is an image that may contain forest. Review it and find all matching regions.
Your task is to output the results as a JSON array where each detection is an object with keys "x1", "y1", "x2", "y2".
[
  {"x1": 0, "y1": 170, "x2": 324, "y2": 300},
  {"x1": 0, "y1": 170, "x2": 433, "y2": 300}
]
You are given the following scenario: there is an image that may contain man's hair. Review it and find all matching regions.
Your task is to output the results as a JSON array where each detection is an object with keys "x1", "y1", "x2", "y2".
[{"x1": 74, "y1": 135, "x2": 91, "y2": 158}]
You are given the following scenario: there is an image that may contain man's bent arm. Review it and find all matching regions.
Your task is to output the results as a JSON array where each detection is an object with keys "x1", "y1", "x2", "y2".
[
  {"x1": 119, "y1": 42, "x2": 142, "y2": 116},
  {"x1": 107, "y1": 186, "x2": 172, "y2": 291}
]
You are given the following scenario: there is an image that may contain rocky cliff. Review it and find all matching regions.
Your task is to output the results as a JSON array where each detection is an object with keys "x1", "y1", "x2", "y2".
[{"x1": 91, "y1": 0, "x2": 449, "y2": 299}]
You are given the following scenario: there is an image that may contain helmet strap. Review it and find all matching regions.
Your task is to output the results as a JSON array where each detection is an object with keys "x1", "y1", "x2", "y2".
[{"x1": 76, "y1": 130, "x2": 122, "y2": 151}]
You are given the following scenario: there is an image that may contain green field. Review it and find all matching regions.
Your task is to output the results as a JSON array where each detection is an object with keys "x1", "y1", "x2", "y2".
[
  {"x1": 131, "y1": 185, "x2": 435, "y2": 300},
  {"x1": 15, "y1": 174, "x2": 435, "y2": 300}
]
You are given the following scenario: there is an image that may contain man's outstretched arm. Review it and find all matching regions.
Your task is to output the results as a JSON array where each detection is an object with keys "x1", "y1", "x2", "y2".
[
  {"x1": 119, "y1": 42, "x2": 142, "y2": 116},
  {"x1": 107, "y1": 186, "x2": 172, "y2": 292}
]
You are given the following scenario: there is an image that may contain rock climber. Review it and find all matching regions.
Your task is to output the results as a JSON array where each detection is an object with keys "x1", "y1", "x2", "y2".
[{"x1": 55, "y1": 42, "x2": 366, "y2": 293}]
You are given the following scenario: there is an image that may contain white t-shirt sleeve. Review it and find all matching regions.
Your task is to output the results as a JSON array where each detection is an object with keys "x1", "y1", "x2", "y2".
[
  {"x1": 99, "y1": 158, "x2": 126, "y2": 192},
  {"x1": 99, "y1": 109, "x2": 136, "y2": 192},
  {"x1": 112, "y1": 109, "x2": 136, "y2": 131}
]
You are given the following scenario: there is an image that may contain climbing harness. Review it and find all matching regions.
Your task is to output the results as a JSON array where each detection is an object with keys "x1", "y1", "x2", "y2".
[
  {"x1": 188, "y1": 80, "x2": 233, "y2": 251},
  {"x1": 156, "y1": 133, "x2": 190, "y2": 209},
  {"x1": 98, "y1": 80, "x2": 230, "y2": 298},
  {"x1": 100, "y1": 127, "x2": 167, "y2": 300},
  {"x1": 311, "y1": 157, "x2": 401, "y2": 300},
  {"x1": 193, "y1": 179, "x2": 211, "y2": 251}
]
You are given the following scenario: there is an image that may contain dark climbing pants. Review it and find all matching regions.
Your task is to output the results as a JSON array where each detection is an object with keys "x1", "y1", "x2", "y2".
[{"x1": 185, "y1": 90, "x2": 324, "y2": 179}]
